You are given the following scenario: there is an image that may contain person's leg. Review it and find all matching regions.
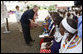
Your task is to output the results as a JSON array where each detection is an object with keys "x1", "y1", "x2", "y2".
[
  {"x1": 17, "y1": 22, "x2": 22, "y2": 32},
  {"x1": 27, "y1": 25, "x2": 33, "y2": 41},
  {"x1": 23, "y1": 27, "x2": 30, "y2": 44},
  {"x1": 21, "y1": 23, "x2": 31, "y2": 44}
]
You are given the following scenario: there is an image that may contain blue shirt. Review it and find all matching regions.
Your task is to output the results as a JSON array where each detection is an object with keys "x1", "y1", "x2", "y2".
[{"x1": 78, "y1": 16, "x2": 82, "y2": 38}]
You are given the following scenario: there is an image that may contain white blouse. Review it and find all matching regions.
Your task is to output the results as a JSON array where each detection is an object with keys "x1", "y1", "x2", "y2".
[{"x1": 15, "y1": 10, "x2": 22, "y2": 22}]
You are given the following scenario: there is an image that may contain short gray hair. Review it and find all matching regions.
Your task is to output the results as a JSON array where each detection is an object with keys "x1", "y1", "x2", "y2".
[{"x1": 33, "y1": 5, "x2": 38, "y2": 9}]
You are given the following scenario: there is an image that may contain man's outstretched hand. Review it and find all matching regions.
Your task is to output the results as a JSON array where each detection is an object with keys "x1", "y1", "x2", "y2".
[
  {"x1": 30, "y1": 19, "x2": 42, "y2": 27},
  {"x1": 30, "y1": 20, "x2": 36, "y2": 27}
]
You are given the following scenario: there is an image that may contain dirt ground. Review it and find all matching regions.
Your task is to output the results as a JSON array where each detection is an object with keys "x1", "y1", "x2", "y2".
[{"x1": 1, "y1": 22, "x2": 43, "y2": 53}]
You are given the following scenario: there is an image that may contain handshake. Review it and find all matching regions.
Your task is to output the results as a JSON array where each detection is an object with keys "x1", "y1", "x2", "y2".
[{"x1": 30, "y1": 19, "x2": 42, "y2": 27}]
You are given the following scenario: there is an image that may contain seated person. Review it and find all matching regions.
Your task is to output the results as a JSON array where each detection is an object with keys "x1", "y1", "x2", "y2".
[
  {"x1": 40, "y1": 13, "x2": 63, "y2": 53},
  {"x1": 43, "y1": 15, "x2": 53, "y2": 33},
  {"x1": 59, "y1": 18, "x2": 82, "y2": 53},
  {"x1": 42, "y1": 12, "x2": 63, "y2": 39},
  {"x1": 51, "y1": 16, "x2": 63, "y2": 53},
  {"x1": 39, "y1": 24, "x2": 55, "y2": 46},
  {"x1": 39, "y1": 12, "x2": 54, "y2": 37}
]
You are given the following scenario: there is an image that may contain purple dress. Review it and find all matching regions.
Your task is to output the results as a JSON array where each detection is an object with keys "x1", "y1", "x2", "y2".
[{"x1": 51, "y1": 40, "x2": 61, "y2": 53}]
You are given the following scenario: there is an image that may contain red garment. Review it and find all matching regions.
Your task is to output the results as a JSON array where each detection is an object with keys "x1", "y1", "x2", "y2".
[
  {"x1": 40, "y1": 49, "x2": 51, "y2": 53},
  {"x1": 76, "y1": 19, "x2": 78, "y2": 22},
  {"x1": 40, "y1": 38, "x2": 44, "y2": 46}
]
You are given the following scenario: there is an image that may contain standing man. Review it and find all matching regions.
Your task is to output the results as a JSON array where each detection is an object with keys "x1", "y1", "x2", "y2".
[{"x1": 20, "y1": 5, "x2": 39, "y2": 46}]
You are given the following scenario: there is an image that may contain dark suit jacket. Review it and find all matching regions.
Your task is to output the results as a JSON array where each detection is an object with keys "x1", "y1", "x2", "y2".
[{"x1": 20, "y1": 9, "x2": 35, "y2": 25}]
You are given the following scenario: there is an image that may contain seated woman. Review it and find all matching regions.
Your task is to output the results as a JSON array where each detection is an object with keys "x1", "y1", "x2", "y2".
[
  {"x1": 40, "y1": 13, "x2": 63, "y2": 53},
  {"x1": 43, "y1": 15, "x2": 53, "y2": 33},
  {"x1": 59, "y1": 18, "x2": 82, "y2": 53},
  {"x1": 51, "y1": 15, "x2": 63, "y2": 53},
  {"x1": 40, "y1": 24, "x2": 55, "y2": 46},
  {"x1": 43, "y1": 12, "x2": 63, "y2": 42}
]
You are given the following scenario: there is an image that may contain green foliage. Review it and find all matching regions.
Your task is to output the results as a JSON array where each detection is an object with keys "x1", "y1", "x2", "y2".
[{"x1": 48, "y1": 5, "x2": 55, "y2": 11}]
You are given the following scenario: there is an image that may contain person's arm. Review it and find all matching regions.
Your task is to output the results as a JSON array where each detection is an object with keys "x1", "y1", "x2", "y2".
[
  {"x1": 44, "y1": 36, "x2": 54, "y2": 38},
  {"x1": 27, "y1": 11, "x2": 41, "y2": 27},
  {"x1": 28, "y1": 17, "x2": 38, "y2": 27},
  {"x1": 29, "y1": 16, "x2": 42, "y2": 27}
]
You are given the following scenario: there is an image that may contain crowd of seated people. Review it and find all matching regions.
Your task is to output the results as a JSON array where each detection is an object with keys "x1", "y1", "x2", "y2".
[{"x1": 39, "y1": 8, "x2": 82, "y2": 53}]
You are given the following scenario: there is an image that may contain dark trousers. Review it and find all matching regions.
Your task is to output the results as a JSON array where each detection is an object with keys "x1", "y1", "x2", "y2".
[{"x1": 21, "y1": 23, "x2": 32, "y2": 44}]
